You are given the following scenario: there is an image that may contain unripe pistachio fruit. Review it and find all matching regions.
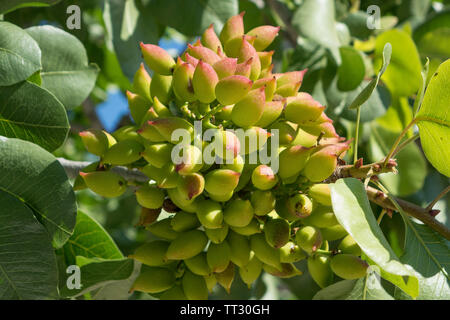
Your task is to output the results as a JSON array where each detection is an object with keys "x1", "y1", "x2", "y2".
[
  {"x1": 79, "y1": 130, "x2": 116, "y2": 156},
  {"x1": 224, "y1": 198, "x2": 254, "y2": 228},
  {"x1": 146, "y1": 218, "x2": 179, "y2": 240},
  {"x1": 184, "y1": 252, "x2": 211, "y2": 276},
  {"x1": 80, "y1": 171, "x2": 127, "y2": 198},
  {"x1": 129, "y1": 240, "x2": 171, "y2": 266},
  {"x1": 140, "y1": 43, "x2": 176, "y2": 75},
  {"x1": 131, "y1": 266, "x2": 176, "y2": 293},
  {"x1": 135, "y1": 185, "x2": 165, "y2": 209},
  {"x1": 196, "y1": 199, "x2": 224, "y2": 229},
  {"x1": 251, "y1": 190, "x2": 276, "y2": 216},
  {"x1": 239, "y1": 251, "x2": 262, "y2": 288},
  {"x1": 150, "y1": 73, "x2": 173, "y2": 105},
  {"x1": 205, "y1": 224, "x2": 229, "y2": 244},
  {"x1": 330, "y1": 254, "x2": 369, "y2": 279},
  {"x1": 307, "y1": 254, "x2": 333, "y2": 288},
  {"x1": 166, "y1": 230, "x2": 208, "y2": 260},
  {"x1": 308, "y1": 183, "x2": 332, "y2": 206},
  {"x1": 132, "y1": 63, "x2": 152, "y2": 102},
  {"x1": 264, "y1": 218, "x2": 290, "y2": 249},
  {"x1": 251, "y1": 165, "x2": 278, "y2": 190},
  {"x1": 215, "y1": 263, "x2": 235, "y2": 293},
  {"x1": 338, "y1": 235, "x2": 362, "y2": 256},
  {"x1": 250, "y1": 233, "x2": 282, "y2": 271},
  {"x1": 263, "y1": 262, "x2": 302, "y2": 278},
  {"x1": 279, "y1": 242, "x2": 307, "y2": 263},
  {"x1": 227, "y1": 231, "x2": 251, "y2": 267},
  {"x1": 207, "y1": 241, "x2": 231, "y2": 273},
  {"x1": 171, "y1": 211, "x2": 200, "y2": 232},
  {"x1": 295, "y1": 226, "x2": 323, "y2": 254},
  {"x1": 286, "y1": 193, "x2": 313, "y2": 218},
  {"x1": 182, "y1": 270, "x2": 209, "y2": 300},
  {"x1": 215, "y1": 75, "x2": 253, "y2": 105}
]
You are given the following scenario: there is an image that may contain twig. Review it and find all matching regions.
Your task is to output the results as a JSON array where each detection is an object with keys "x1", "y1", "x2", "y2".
[
  {"x1": 383, "y1": 119, "x2": 416, "y2": 167},
  {"x1": 353, "y1": 106, "x2": 361, "y2": 164},
  {"x1": 324, "y1": 159, "x2": 398, "y2": 183},
  {"x1": 391, "y1": 132, "x2": 419, "y2": 158},
  {"x1": 366, "y1": 185, "x2": 450, "y2": 240},
  {"x1": 57, "y1": 158, "x2": 148, "y2": 183},
  {"x1": 426, "y1": 186, "x2": 450, "y2": 211}
]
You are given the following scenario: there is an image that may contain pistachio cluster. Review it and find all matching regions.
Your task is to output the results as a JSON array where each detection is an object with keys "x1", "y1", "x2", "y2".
[{"x1": 76, "y1": 13, "x2": 368, "y2": 299}]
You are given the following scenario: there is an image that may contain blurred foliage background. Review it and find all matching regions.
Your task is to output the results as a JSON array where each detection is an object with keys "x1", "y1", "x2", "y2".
[{"x1": 3, "y1": 0, "x2": 449, "y2": 299}]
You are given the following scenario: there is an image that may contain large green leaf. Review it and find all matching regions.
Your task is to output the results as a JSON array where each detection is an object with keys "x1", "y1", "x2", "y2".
[
  {"x1": 416, "y1": 59, "x2": 450, "y2": 177},
  {"x1": 395, "y1": 222, "x2": 450, "y2": 300},
  {"x1": 103, "y1": 0, "x2": 160, "y2": 80},
  {"x1": 414, "y1": 10, "x2": 450, "y2": 61},
  {"x1": 0, "y1": 0, "x2": 60, "y2": 14},
  {"x1": 292, "y1": 0, "x2": 340, "y2": 63},
  {"x1": 348, "y1": 43, "x2": 391, "y2": 110},
  {"x1": 313, "y1": 274, "x2": 394, "y2": 300},
  {"x1": 0, "y1": 21, "x2": 41, "y2": 86},
  {"x1": 0, "y1": 190, "x2": 58, "y2": 299},
  {"x1": 374, "y1": 29, "x2": 422, "y2": 96},
  {"x1": 146, "y1": 0, "x2": 239, "y2": 37},
  {"x1": 368, "y1": 123, "x2": 427, "y2": 197},
  {"x1": 26, "y1": 26, "x2": 99, "y2": 109},
  {"x1": 330, "y1": 178, "x2": 419, "y2": 298},
  {"x1": 64, "y1": 211, "x2": 123, "y2": 264},
  {"x1": 0, "y1": 137, "x2": 77, "y2": 248},
  {"x1": 0, "y1": 81, "x2": 69, "y2": 151},
  {"x1": 337, "y1": 46, "x2": 365, "y2": 92},
  {"x1": 59, "y1": 257, "x2": 134, "y2": 298}
]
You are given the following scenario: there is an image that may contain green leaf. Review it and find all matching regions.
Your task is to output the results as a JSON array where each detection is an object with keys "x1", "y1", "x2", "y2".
[
  {"x1": 368, "y1": 123, "x2": 427, "y2": 197},
  {"x1": 0, "y1": 137, "x2": 77, "y2": 248},
  {"x1": 64, "y1": 211, "x2": 124, "y2": 264},
  {"x1": 313, "y1": 273, "x2": 394, "y2": 300},
  {"x1": 59, "y1": 257, "x2": 134, "y2": 298},
  {"x1": 337, "y1": 46, "x2": 365, "y2": 92},
  {"x1": 413, "y1": 58, "x2": 430, "y2": 116},
  {"x1": 349, "y1": 43, "x2": 391, "y2": 110},
  {"x1": 0, "y1": 81, "x2": 69, "y2": 152},
  {"x1": 374, "y1": 29, "x2": 422, "y2": 96},
  {"x1": 103, "y1": 0, "x2": 160, "y2": 80},
  {"x1": 0, "y1": 0, "x2": 60, "y2": 14},
  {"x1": 339, "y1": 84, "x2": 389, "y2": 122},
  {"x1": 330, "y1": 178, "x2": 419, "y2": 298},
  {"x1": 414, "y1": 10, "x2": 450, "y2": 61},
  {"x1": 395, "y1": 222, "x2": 450, "y2": 300},
  {"x1": 146, "y1": 0, "x2": 239, "y2": 37},
  {"x1": 342, "y1": 11, "x2": 373, "y2": 40},
  {"x1": 0, "y1": 190, "x2": 58, "y2": 299},
  {"x1": 26, "y1": 26, "x2": 99, "y2": 109},
  {"x1": 87, "y1": 261, "x2": 141, "y2": 300},
  {"x1": 416, "y1": 59, "x2": 450, "y2": 177},
  {"x1": 0, "y1": 21, "x2": 41, "y2": 86},
  {"x1": 292, "y1": 0, "x2": 341, "y2": 63},
  {"x1": 377, "y1": 96, "x2": 414, "y2": 133}
]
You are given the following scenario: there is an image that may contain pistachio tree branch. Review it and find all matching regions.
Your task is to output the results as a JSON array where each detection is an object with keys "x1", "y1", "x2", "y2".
[
  {"x1": 57, "y1": 158, "x2": 149, "y2": 183},
  {"x1": 324, "y1": 159, "x2": 398, "y2": 183},
  {"x1": 366, "y1": 185, "x2": 450, "y2": 240}
]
